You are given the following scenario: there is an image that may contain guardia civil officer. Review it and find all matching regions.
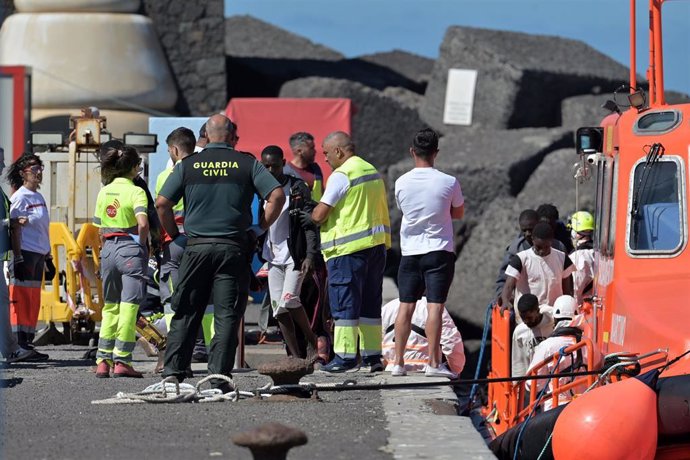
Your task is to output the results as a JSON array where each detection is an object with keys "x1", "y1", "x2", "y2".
[
  {"x1": 93, "y1": 144, "x2": 149, "y2": 378},
  {"x1": 156, "y1": 114, "x2": 284, "y2": 391}
]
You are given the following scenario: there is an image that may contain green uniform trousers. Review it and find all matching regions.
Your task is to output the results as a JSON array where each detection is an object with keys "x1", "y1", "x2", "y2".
[{"x1": 162, "y1": 241, "x2": 248, "y2": 384}]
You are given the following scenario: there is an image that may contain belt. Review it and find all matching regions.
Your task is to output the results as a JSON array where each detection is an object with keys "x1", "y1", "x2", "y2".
[
  {"x1": 186, "y1": 237, "x2": 243, "y2": 246},
  {"x1": 103, "y1": 233, "x2": 133, "y2": 240}
]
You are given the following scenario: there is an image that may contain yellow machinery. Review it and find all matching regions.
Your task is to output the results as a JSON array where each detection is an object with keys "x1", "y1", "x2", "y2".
[
  {"x1": 36, "y1": 222, "x2": 106, "y2": 345},
  {"x1": 36, "y1": 223, "x2": 87, "y2": 344},
  {"x1": 38, "y1": 223, "x2": 81, "y2": 323},
  {"x1": 75, "y1": 223, "x2": 103, "y2": 323}
]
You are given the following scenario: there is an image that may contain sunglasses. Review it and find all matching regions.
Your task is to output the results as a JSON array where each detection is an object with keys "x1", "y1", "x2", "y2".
[{"x1": 24, "y1": 165, "x2": 44, "y2": 174}]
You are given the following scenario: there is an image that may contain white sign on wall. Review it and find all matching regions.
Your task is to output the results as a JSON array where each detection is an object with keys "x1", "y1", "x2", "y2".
[{"x1": 443, "y1": 69, "x2": 478, "y2": 126}]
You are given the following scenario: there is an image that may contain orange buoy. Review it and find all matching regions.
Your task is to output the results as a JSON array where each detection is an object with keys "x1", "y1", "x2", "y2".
[{"x1": 552, "y1": 377, "x2": 657, "y2": 460}]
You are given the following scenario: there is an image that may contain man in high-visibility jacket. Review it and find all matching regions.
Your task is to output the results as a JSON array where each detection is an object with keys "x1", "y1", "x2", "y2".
[{"x1": 300, "y1": 131, "x2": 391, "y2": 373}]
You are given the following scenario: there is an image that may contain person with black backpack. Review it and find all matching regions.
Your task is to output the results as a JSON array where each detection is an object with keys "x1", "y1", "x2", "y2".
[{"x1": 258, "y1": 145, "x2": 319, "y2": 359}]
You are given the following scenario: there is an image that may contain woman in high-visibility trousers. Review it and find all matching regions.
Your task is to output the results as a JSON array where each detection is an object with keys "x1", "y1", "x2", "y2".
[
  {"x1": 6, "y1": 153, "x2": 51, "y2": 360},
  {"x1": 93, "y1": 145, "x2": 149, "y2": 378}
]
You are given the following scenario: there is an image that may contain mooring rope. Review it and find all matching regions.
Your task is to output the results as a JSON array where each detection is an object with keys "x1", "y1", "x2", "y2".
[
  {"x1": 91, "y1": 374, "x2": 253, "y2": 405},
  {"x1": 92, "y1": 348, "x2": 668, "y2": 405}
]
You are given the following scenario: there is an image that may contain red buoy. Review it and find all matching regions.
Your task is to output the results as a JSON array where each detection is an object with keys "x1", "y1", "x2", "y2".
[{"x1": 552, "y1": 377, "x2": 657, "y2": 459}]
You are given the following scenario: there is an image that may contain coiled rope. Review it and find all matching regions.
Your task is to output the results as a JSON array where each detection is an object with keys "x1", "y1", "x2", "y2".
[{"x1": 91, "y1": 374, "x2": 250, "y2": 405}]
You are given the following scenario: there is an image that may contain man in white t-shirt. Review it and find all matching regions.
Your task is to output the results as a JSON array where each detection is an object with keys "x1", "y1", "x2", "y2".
[
  {"x1": 502, "y1": 222, "x2": 575, "y2": 322},
  {"x1": 392, "y1": 128, "x2": 464, "y2": 379},
  {"x1": 511, "y1": 293, "x2": 554, "y2": 377},
  {"x1": 260, "y1": 146, "x2": 318, "y2": 359}
]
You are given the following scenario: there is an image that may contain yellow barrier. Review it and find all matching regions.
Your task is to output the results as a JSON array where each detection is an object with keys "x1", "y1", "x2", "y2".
[
  {"x1": 39, "y1": 223, "x2": 83, "y2": 323},
  {"x1": 76, "y1": 223, "x2": 103, "y2": 321}
]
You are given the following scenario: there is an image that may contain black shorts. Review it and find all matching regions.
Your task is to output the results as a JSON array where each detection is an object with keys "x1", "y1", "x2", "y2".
[{"x1": 397, "y1": 250, "x2": 456, "y2": 304}]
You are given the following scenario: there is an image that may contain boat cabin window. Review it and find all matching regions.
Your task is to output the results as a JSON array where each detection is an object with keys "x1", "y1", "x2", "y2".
[
  {"x1": 634, "y1": 111, "x2": 681, "y2": 134},
  {"x1": 627, "y1": 157, "x2": 686, "y2": 255},
  {"x1": 594, "y1": 155, "x2": 617, "y2": 257}
]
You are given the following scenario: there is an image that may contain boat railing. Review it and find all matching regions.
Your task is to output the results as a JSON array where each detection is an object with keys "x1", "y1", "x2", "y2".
[
  {"x1": 484, "y1": 305, "x2": 513, "y2": 436},
  {"x1": 512, "y1": 339, "x2": 596, "y2": 423}
]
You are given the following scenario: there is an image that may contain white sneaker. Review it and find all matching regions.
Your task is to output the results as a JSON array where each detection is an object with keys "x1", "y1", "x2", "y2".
[
  {"x1": 425, "y1": 363, "x2": 457, "y2": 379},
  {"x1": 391, "y1": 365, "x2": 407, "y2": 376}
]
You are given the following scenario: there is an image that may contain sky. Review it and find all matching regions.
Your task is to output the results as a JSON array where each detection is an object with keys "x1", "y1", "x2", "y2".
[{"x1": 225, "y1": 0, "x2": 690, "y2": 95}]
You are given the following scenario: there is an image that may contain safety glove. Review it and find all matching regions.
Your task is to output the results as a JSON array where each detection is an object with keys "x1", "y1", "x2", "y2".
[
  {"x1": 300, "y1": 255, "x2": 314, "y2": 276},
  {"x1": 297, "y1": 210, "x2": 318, "y2": 229}
]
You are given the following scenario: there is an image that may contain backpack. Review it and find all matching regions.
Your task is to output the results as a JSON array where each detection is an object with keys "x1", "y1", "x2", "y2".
[{"x1": 286, "y1": 176, "x2": 320, "y2": 269}]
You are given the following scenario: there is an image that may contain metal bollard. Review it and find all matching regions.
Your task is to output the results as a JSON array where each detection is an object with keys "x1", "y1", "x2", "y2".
[{"x1": 232, "y1": 422, "x2": 307, "y2": 460}]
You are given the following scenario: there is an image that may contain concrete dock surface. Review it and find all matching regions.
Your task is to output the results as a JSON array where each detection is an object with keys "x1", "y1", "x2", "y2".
[{"x1": 1, "y1": 304, "x2": 493, "y2": 459}]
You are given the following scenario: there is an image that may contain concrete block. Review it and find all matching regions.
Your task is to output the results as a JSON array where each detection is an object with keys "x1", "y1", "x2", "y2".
[
  {"x1": 280, "y1": 77, "x2": 428, "y2": 170},
  {"x1": 446, "y1": 196, "x2": 523, "y2": 329},
  {"x1": 517, "y1": 148, "x2": 597, "y2": 219},
  {"x1": 358, "y1": 49, "x2": 434, "y2": 87},
  {"x1": 421, "y1": 26, "x2": 629, "y2": 132},
  {"x1": 226, "y1": 16, "x2": 425, "y2": 98}
]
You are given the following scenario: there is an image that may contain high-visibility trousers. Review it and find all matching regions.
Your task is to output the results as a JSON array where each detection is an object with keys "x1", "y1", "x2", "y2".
[
  {"x1": 97, "y1": 237, "x2": 146, "y2": 364},
  {"x1": 9, "y1": 250, "x2": 45, "y2": 346},
  {"x1": 326, "y1": 245, "x2": 386, "y2": 363}
]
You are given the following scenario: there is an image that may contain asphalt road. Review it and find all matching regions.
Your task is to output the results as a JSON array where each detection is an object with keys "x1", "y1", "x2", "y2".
[{"x1": 0, "y1": 345, "x2": 392, "y2": 460}]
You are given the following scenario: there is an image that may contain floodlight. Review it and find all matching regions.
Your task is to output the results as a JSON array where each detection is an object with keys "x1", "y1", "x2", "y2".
[
  {"x1": 628, "y1": 90, "x2": 646, "y2": 110},
  {"x1": 30, "y1": 132, "x2": 65, "y2": 150},
  {"x1": 575, "y1": 127, "x2": 603, "y2": 155},
  {"x1": 123, "y1": 132, "x2": 158, "y2": 153}
]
